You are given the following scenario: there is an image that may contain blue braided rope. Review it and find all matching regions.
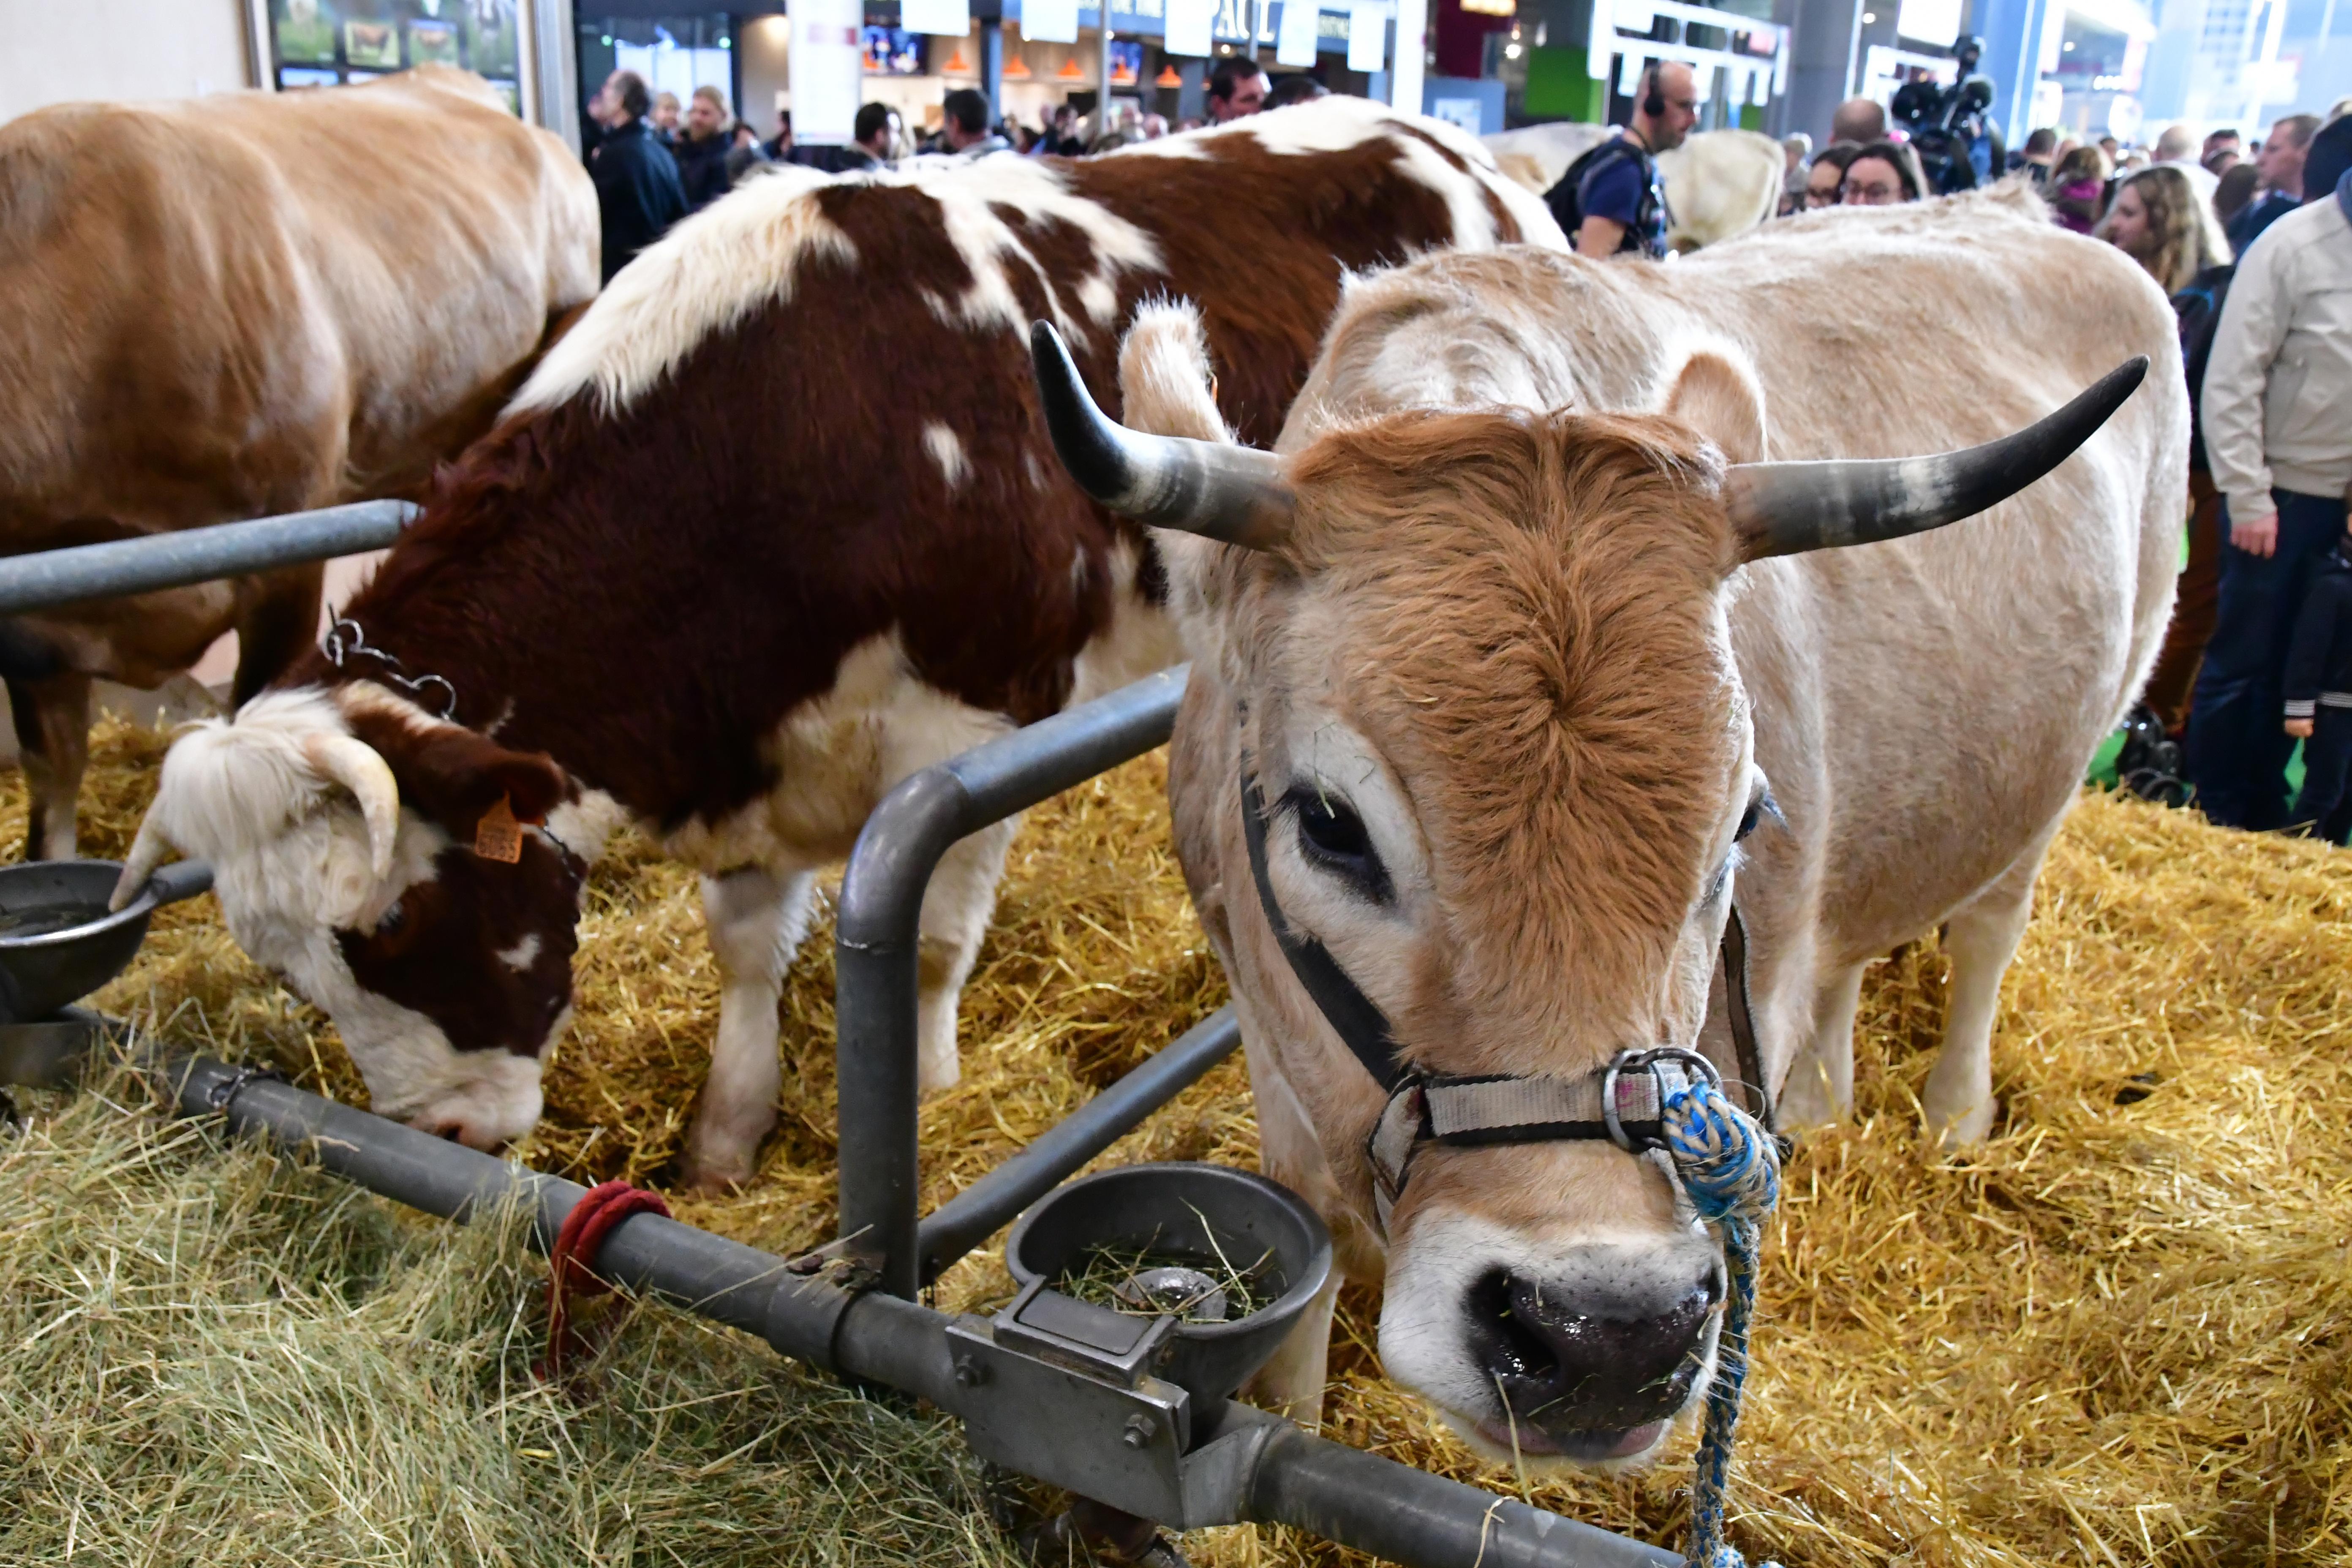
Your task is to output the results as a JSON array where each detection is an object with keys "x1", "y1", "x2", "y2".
[{"x1": 1663, "y1": 1078, "x2": 1784, "y2": 1568}]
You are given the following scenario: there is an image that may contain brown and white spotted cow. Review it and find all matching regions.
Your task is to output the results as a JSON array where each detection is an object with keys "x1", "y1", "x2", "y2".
[
  {"x1": 0, "y1": 67, "x2": 597, "y2": 860},
  {"x1": 114, "y1": 98, "x2": 1563, "y2": 1185}
]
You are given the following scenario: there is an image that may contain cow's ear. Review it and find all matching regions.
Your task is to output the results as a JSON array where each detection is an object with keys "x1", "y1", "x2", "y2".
[
  {"x1": 1661, "y1": 346, "x2": 1767, "y2": 467},
  {"x1": 343, "y1": 710, "x2": 567, "y2": 834}
]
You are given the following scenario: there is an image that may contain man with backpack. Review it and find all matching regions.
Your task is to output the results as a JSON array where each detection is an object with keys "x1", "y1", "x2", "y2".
[{"x1": 1543, "y1": 60, "x2": 1697, "y2": 259}]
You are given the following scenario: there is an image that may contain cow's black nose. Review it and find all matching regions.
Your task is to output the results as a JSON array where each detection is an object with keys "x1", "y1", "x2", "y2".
[{"x1": 1465, "y1": 1268, "x2": 1719, "y2": 1436}]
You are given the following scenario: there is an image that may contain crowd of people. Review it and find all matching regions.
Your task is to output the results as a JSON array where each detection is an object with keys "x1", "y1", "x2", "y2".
[
  {"x1": 577, "y1": 57, "x2": 1312, "y2": 280},
  {"x1": 578, "y1": 56, "x2": 2352, "y2": 845},
  {"x1": 1541, "y1": 76, "x2": 2352, "y2": 844}
]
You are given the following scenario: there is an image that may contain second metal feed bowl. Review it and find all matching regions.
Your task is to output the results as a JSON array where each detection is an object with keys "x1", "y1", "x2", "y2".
[
  {"x1": 1006, "y1": 1162, "x2": 1334, "y2": 1403},
  {"x1": 0, "y1": 858, "x2": 214, "y2": 1024}
]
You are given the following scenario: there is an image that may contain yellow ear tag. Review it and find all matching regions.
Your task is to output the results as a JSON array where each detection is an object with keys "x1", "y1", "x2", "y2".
[{"x1": 475, "y1": 794, "x2": 525, "y2": 863}]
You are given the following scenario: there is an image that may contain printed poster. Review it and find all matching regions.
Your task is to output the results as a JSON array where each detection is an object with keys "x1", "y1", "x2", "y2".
[
  {"x1": 1275, "y1": 0, "x2": 1319, "y2": 65},
  {"x1": 1165, "y1": 0, "x2": 1217, "y2": 58}
]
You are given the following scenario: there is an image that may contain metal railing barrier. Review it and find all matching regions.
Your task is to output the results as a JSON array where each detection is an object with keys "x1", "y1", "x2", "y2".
[
  {"x1": 0, "y1": 500, "x2": 415, "y2": 616},
  {"x1": 162, "y1": 1054, "x2": 1681, "y2": 1568},
  {"x1": 833, "y1": 666, "x2": 1239, "y2": 1298}
]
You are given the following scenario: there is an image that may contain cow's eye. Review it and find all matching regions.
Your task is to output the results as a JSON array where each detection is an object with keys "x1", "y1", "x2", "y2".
[
  {"x1": 1735, "y1": 801, "x2": 1762, "y2": 841},
  {"x1": 1735, "y1": 782, "x2": 1780, "y2": 842},
  {"x1": 377, "y1": 898, "x2": 406, "y2": 935},
  {"x1": 1285, "y1": 787, "x2": 1391, "y2": 903}
]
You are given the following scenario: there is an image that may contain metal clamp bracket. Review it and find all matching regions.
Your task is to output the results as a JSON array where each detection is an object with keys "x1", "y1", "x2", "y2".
[{"x1": 946, "y1": 1283, "x2": 1192, "y2": 1522}]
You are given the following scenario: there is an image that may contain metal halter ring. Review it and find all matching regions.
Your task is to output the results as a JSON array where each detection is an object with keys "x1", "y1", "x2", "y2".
[{"x1": 1601, "y1": 1046, "x2": 1721, "y2": 1152}]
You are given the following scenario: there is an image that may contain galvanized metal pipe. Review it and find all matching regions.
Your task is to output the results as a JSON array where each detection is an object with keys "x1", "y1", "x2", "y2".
[
  {"x1": 1244, "y1": 1419, "x2": 1682, "y2": 1567},
  {"x1": 165, "y1": 1054, "x2": 866, "y2": 1371},
  {"x1": 917, "y1": 1005, "x2": 1241, "y2": 1284},
  {"x1": 834, "y1": 666, "x2": 1189, "y2": 1297},
  {"x1": 0, "y1": 500, "x2": 415, "y2": 615},
  {"x1": 157, "y1": 1055, "x2": 1680, "y2": 1568}
]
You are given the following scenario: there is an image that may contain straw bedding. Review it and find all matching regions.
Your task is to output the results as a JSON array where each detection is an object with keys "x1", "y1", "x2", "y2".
[{"x1": 6, "y1": 713, "x2": 2348, "y2": 1566}]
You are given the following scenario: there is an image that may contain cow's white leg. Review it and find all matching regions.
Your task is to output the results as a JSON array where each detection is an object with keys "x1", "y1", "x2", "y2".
[
  {"x1": 1921, "y1": 849, "x2": 2045, "y2": 1147},
  {"x1": 682, "y1": 864, "x2": 819, "y2": 1190},
  {"x1": 913, "y1": 816, "x2": 1018, "y2": 1093},
  {"x1": 1776, "y1": 959, "x2": 1865, "y2": 1128},
  {"x1": 1244, "y1": 1272, "x2": 1341, "y2": 1430}
]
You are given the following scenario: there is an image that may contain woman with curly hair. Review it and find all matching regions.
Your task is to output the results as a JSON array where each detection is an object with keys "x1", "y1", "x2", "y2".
[
  {"x1": 2098, "y1": 163, "x2": 2231, "y2": 293},
  {"x1": 2100, "y1": 163, "x2": 2239, "y2": 741}
]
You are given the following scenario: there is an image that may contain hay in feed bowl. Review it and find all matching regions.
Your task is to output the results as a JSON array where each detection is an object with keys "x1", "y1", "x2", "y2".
[{"x1": 14, "y1": 711, "x2": 2352, "y2": 1566}]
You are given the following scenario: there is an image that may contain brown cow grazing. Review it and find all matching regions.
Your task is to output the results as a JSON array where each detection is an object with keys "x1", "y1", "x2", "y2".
[
  {"x1": 0, "y1": 66, "x2": 596, "y2": 859},
  {"x1": 112, "y1": 99, "x2": 1562, "y2": 1184}
]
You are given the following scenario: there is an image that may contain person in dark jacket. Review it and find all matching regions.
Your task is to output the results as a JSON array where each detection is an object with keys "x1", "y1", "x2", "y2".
[
  {"x1": 2227, "y1": 113, "x2": 2317, "y2": 253},
  {"x1": 837, "y1": 103, "x2": 901, "y2": 170},
  {"x1": 2283, "y1": 521, "x2": 2352, "y2": 842},
  {"x1": 587, "y1": 70, "x2": 688, "y2": 285},
  {"x1": 1545, "y1": 60, "x2": 1696, "y2": 258},
  {"x1": 941, "y1": 89, "x2": 1011, "y2": 156},
  {"x1": 672, "y1": 84, "x2": 735, "y2": 212},
  {"x1": 2304, "y1": 114, "x2": 2352, "y2": 220},
  {"x1": 725, "y1": 120, "x2": 770, "y2": 184}
]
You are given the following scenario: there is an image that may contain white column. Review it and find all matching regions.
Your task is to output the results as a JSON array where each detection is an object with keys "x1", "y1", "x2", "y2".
[
  {"x1": 1098, "y1": 11, "x2": 1116, "y2": 137},
  {"x1": 790, "y1": 0, "x2": 865, "y2": 142},
  {"x1": 1391, "y1": 0, "x2": 1426, "y2": 112}
]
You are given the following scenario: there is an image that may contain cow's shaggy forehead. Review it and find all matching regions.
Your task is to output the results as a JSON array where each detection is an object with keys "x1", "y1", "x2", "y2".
[{"x1": 1258, "y1": 409, "x2": 1746, "y2": 1059}]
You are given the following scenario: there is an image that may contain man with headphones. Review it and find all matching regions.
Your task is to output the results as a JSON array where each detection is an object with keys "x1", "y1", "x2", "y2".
[{"x1": 1544, "y1": 59, "x2": 1699, "y2": 259}]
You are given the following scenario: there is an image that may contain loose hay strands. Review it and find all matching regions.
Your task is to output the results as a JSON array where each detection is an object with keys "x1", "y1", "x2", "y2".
[
  {"x1": 0, "y1": 1056, "x2": 1026, "y2": 1568},
  {"x1": 1060, "y1": 1223, "x2": 1279, "y2": 1323},
  {"x1": 24, "y1": 714, "x2": 2352, "y2": 1565}
]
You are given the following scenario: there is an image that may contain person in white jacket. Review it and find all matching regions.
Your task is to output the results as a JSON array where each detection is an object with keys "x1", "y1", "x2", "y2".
[{"x1": 2186, "y1": 169, "x2": 2352, "y2": 829}]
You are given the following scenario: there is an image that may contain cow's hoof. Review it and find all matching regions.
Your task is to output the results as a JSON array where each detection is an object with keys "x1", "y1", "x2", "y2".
[
  {"x1": 1774, "y1": 1065, "x2": 1844, "y2": 1130},
  {"x1": 1923, "y1": 1094, "x2": 1995, "y2": 1149},
  {"x1": 678, "y1": 1144, "x2": 757, "y2": 1194},
  {"x1": 915, "y1": 1031, "x2": 963, "y2": 1097}
]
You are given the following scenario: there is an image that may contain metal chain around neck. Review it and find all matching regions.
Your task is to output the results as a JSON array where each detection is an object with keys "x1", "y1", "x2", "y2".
[{"x1": 322, "y1": 616, "x2": 459, "y2": 721}]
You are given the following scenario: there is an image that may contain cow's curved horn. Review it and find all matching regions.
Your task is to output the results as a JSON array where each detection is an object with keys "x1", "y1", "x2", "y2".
[
  {"x1": 1029, "y1": 321, "x2": 1295, "y2": 549},
  {"x1": 108, "y1": 814, "x2": 175, "y2": 912},
  {"x1": 1724, "y1": 357, "x2": 2148, "y2": 560},
  {"x1": 305, "y1": 735, "x2": 401, "y2": 880}
]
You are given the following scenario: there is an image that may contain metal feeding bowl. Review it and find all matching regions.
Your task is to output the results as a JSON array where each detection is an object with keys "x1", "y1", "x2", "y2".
[
  {"x1": 1006, "y1": 1162, "x2": 1333, "y2": 1404},
  {"x1": 0, "y1": 859, "x2": 213, "y2": 1027}
]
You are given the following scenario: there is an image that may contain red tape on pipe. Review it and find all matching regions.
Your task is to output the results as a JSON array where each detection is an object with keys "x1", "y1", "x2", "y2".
[{"x1": 537, "y1": 1180, "x2": 672, "y2": 1386}]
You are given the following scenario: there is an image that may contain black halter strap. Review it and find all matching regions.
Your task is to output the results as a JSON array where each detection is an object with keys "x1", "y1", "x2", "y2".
[
  {"x1": 1239, "y1": 768, "x2": 1409, "y2": 1092},
  {"x1": 1718, "y1": 901, "x2": 1769, "y2": 1122},
  {"x1": 1238, "y1": 758, "x2": 1774, "y2": 1227}
]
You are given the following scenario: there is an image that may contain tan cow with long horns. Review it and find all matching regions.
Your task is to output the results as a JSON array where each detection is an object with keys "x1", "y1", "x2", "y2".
[{"x1": 1032, "y1": 185, "x2": 2184, "y2": 1458}]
